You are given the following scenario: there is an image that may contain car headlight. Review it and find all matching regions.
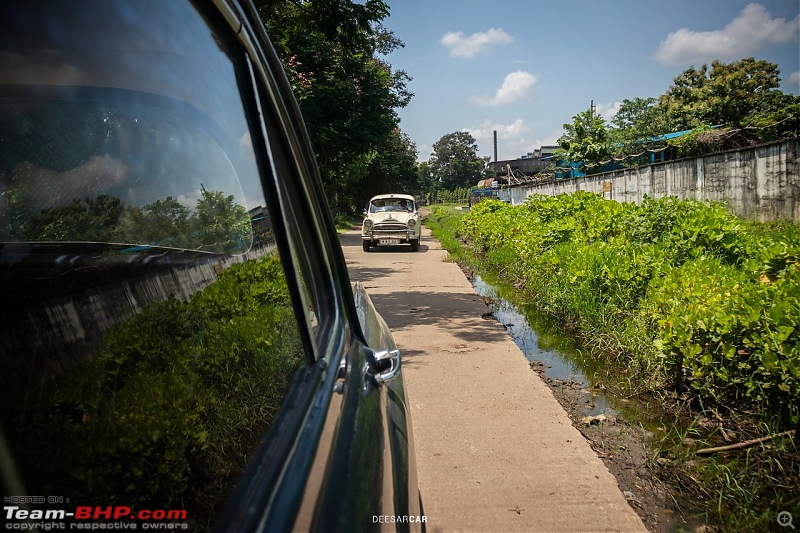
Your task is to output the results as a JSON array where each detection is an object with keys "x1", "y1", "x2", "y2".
[
  {"x1": 407, "y1": 219, "x2": 416, "y2": 228},
  {"x1": 364, "y1": 219, "x2": 373, "y2": 229}
]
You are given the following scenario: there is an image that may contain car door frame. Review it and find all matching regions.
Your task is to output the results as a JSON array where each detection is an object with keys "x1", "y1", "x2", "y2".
[{"x1": 208, "y1": 1, "x2": 421, "y2": 531}]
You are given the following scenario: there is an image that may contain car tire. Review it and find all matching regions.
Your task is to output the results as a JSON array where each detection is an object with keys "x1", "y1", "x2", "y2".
[
  {"x1": 363, "y1": 241, "x2": 371, "y2": 252},
  {"x1": 410, "y1": 239, "x2": 419, "y2": 252}
]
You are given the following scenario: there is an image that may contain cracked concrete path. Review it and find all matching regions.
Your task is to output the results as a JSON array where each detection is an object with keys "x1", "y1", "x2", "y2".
[{"x1": 341, "y1": 226, "x2": 648, "y2": 533}]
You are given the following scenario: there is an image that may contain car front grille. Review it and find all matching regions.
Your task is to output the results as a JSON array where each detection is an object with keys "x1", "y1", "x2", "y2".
[{"x1": 374, "y1": 223, "x2": 408, "y2": 232}]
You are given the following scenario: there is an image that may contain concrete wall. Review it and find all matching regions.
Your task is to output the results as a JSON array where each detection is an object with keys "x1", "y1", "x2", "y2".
[{"x1": 509, "y1": 139, "x2": 800, "y2": 221}]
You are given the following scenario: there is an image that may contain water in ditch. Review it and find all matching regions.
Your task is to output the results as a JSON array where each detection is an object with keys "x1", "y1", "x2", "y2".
[{"x1": 470, "y1": 271, "x2": 662, "y2": 425}]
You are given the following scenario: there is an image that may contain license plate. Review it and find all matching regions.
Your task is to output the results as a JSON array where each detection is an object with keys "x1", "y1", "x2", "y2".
[{"x1": 379, "y1": 239, "x2": 400, "y2": 245}]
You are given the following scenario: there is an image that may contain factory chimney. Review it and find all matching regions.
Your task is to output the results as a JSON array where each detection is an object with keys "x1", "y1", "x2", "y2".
[{"x1": 493, "y1": 130, "x2": 498, "y2": 162}]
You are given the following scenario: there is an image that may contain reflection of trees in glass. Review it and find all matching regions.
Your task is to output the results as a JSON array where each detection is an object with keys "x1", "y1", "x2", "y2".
[
  {"x1": 118, "y1": 196, "x2": 191, "y2": 249},
  {"x1": 194, "y1": 186, "x2": 251, "y2": 253},
  {"x1": 23, "y1": 195, "x2": 124, "y2": 242},
  {"x1": 21, "y1": 189, "x2": 252, "y2": 254},
  {"x1": 1, "y1": 253, "x2": 303, "y2": 529},
  {"x1": 1, "y1": 91, "x2": 256, "y2": 250}
]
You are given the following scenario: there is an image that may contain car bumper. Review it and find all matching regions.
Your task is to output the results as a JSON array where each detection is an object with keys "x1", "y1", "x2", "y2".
[{"x1": 362, "y1": 229, "x2": 418, "y2": 242}]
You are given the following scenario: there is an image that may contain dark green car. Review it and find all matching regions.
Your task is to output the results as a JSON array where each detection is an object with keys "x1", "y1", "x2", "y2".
[{"x1": 0, "y1": 1, "x2": 423, "y2": 531}]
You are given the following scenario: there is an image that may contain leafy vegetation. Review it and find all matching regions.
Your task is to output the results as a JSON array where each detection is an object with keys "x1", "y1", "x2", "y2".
[
  {"x1": 660, "y1": 58, "x2": 782, "y2": 130},
  {"x1": 2, "y1": 253, "x2": 303, "y2": 529},
  {"x1": 255, "y1": 0, "x2": 420, "y2": 213},
  {"x1": 427, "y1": 131, "x2": 491, "y2": 190},
  {"x1": 432, "y1": 193, "x2": 799, "y2": 528},
  {"x1": 557, "y1": 108, "x2": 612, "y2": 174},
  {"x1": 425, "y1": 205, "x2": 469, "y2": 265},
  {"x1": 428, "y1": 187, "x2": 472, "y2": 205},
  {"x1": 555, "y1": 58, "x2": 799, "y2": 173},
  {"x1": 461, "y1": 193, "x2": 799, "y2": 423}
]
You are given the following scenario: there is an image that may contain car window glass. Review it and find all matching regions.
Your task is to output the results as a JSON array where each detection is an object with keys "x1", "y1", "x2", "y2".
[
  {"x1": 0, "y1": 2, "x2": 309, "y2": 529},
  {"x1": 370, "y1": 198, "x2": 414, "y2": 213}
]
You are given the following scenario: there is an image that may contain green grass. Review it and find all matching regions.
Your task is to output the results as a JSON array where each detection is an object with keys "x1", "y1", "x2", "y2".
[
  {"x1": 424, "y1": 205, "x2": 470, "y2": 264},
  {"x1": 334, "y1": 211, "x2": 361, "y2": 232}
]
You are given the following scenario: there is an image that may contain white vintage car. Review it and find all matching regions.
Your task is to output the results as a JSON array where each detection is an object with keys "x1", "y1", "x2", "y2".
[{"x1": 362, "y1": 194, "x2": 421, "y2": 252}]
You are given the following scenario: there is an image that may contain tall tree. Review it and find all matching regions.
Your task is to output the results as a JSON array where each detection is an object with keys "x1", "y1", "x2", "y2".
[
  {"x1": 362, "y1": 129, "x2": 419, "y2": 202},
  {"x1": 428, "y1": 132, "x2": 486, "y2": 190},
  {"x1": 659, "y1": 58, "x2": 782, "y2": 130},
  {"x1": 24, "y1": 195, "x2": 124, "y2": 242},
  {"x1": 414, "y1": 161, "x2": 437, "y2": 202},
  {"x1": 254, "y1": 0, "x2": 414, "y2": 212},
  {"x1": 556, "y1": 109, "x2": 610, "y2": 172},
  {"x1": 117, "y1": 196, "x2": 194, "y2": 249}
]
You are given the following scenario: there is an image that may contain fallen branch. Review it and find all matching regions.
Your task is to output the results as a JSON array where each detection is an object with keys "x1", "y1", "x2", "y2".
[{"x1": 696, "y1": 430, "x2": 796, "y2": 456}]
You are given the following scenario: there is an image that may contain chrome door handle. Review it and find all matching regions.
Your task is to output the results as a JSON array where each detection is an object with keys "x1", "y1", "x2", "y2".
[
  {"x1": 373, "y1": 349, "x2": 401, "y2": 384},
  {"x1": 333, "y1": 358, "x2": 347, "y2": 394}
]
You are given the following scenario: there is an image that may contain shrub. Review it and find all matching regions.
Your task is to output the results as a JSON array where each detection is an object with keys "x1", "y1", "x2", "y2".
[{"x1": 461, "y1": 192, "x2": 799, "y2": 427}]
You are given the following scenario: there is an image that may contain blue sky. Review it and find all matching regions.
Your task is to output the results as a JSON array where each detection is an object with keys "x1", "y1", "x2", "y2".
[{"x1": 381, "y1": 0, "x2": 800, "y2": 162}]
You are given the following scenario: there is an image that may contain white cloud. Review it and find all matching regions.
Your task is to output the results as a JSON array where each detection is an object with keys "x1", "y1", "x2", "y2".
[
  {"x1": 595, "y1": 101, "x2": 622, "y2": 121},
  {"x1": 417, "y1": 144, "x2": 430, "y2": 162},
  {"x1": 239, "y1": 131, "x2": 252, "y2": 147},
  {"x1": 467, "y1": 118, "x2": 529, "y2": 144},
  {"x1": 176, "y1": 189, "x2": 204, "y2": 208},
  {"x1": 788, "y1": 71, "x2": 800, "y2": 93},
  {"x1": 465, "y1": 119, "x2": 562, "y2": 160},
  {"x1": 472, "y1": 121, "x2": 528, "y2": 160},
  {"x1": 0, "y1": 50, "x2": 85, "y2": 84},
  {"x1": 440, "y1": 28, "x2": 513, "y2": 58},
  {"x1": 533, "y1": 132, "x2": 561, "y2": 148},
  {"x1": 469, "y1": 70, "x2": 538, "y2": 107},
  {"x1": 653, "y1": 3, "x2": 799, "y2": 66}
]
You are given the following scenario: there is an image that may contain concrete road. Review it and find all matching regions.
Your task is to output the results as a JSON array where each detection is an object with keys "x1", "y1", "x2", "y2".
[{"x1": 341, "y1": 226, "x2": 648, "y2": 533}]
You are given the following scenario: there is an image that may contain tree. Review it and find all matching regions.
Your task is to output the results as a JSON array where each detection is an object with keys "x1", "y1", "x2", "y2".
[
  {"x1": 415, "y1": 161, "x2": 437, "y2": 202},
  {"x1": 428, "y1": 131, "x2": 486, "y2": 190},
  {"x1": 609, "y1": 98, "x2": 663, "y2": 141},
  {"x1": 659, "y1": 58, "x2": 782, "y2": 130},
  {"x1": 607, "y1": 97, "x2": 674, "y2": 159},
  {"x1": 740, "y1": 89, "x2": 800, "y2": 142},
  {"x1": 556, "y1": 109, "x2": 610, "y2": 172},
  {"x1": 360, "y1": 129, "x2": 420, "y2": 205},
  {"x1": 254, "y1": 0, "x2": 415, "y2": 213}
]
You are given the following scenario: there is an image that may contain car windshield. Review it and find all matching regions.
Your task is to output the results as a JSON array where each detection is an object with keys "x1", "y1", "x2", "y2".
[{"x1": 370, "y1": 198, "x2": 414, "y2": 213}]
